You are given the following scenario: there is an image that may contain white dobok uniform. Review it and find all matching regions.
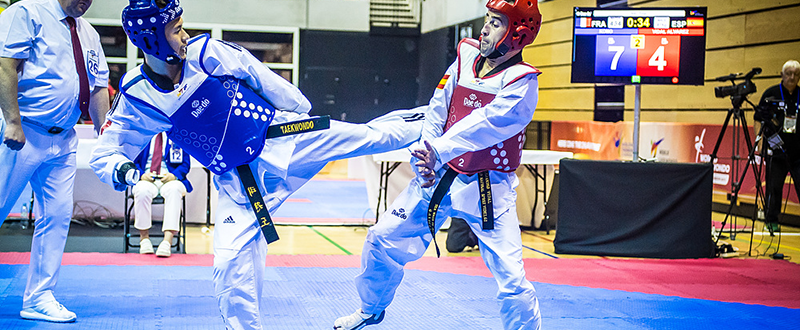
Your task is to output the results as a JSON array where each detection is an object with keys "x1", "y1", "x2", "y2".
[
  {"x1": 355, "y1": 38, "x2": 542, "y2": 330},
  {"x1": 90, "y1": 34, "x2": 423, "y2": 330}
]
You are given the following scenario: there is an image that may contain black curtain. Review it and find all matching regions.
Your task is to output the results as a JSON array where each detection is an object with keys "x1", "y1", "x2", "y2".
[{"x1": 554, "y1": 159, "x2": 715, "y2": 258}]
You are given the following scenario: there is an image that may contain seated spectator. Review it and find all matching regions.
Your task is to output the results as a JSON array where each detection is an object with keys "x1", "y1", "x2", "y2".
[{"x1": 132, "y1": 132, "x2": 192, "y2": 257}]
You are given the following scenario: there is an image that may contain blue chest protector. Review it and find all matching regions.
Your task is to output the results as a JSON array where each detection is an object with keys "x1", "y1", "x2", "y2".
[{"x1": 167, "y1": 75, "x2": 276, "y2": 175}]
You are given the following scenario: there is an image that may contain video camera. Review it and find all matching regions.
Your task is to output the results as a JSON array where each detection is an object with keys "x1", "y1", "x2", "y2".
[
  {"x1": 755, "y1": 97, "x2": 789, "y2": 151},
  {"x1": 714, "y1": 68, "x2": 761, "y2": 99},
  {"x1": 755, "y1": 97, "x2": 787, "y2": 123}
]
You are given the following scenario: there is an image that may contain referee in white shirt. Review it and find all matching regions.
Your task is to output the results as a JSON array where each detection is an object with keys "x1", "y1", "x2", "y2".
[{"x1": 0, "y1": 0, "x2": 109, "y2": 323}]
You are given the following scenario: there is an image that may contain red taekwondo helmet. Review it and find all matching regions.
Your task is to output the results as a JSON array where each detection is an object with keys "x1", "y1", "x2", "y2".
[
  {"x1": 485, "y1": 0, "x2": 542, "y2": 58},
  {"x1": 122, "y1": 0, "x2": 184, "y2": 64}
]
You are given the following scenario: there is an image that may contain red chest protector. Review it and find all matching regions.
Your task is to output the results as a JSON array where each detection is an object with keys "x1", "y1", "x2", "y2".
[{"x1": 444, "y1": 39, "x2": 540, "y2": 175}]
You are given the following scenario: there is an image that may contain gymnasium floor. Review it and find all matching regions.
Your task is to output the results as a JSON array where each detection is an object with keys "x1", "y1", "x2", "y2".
[{"x1": 1, "y1": 172, "x2": 800, "y2": 329}]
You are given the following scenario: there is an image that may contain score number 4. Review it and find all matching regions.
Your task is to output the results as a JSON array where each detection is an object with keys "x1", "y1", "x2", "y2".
[
  {"x1": 631, "y1": 35, "x2": 669, "y2": 71},
  {"x1": 637, "y1": 35, "x2": 680, "y2": 77},
  {"x1": 649, "y1": 45, "x2": 667, "y2": 71}
]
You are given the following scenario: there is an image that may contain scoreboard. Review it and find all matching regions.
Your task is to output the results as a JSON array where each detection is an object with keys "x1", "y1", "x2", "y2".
[{"x1": 571, "y1": 7, "x2": 707, "y2": 85}]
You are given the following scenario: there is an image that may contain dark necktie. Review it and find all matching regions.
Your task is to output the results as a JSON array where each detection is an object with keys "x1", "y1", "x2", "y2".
[
  {"x1": 150, "y1": 133, "x2": 163, "y2": 175},
  {"x1": 66, "y1": 17, "x2": 90, "y2": 122}
]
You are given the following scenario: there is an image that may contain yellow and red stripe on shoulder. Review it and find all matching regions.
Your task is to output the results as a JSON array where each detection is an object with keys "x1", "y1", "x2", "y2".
[{"x1": 437, "y1": 74, "x2": 450, "y2": 89}]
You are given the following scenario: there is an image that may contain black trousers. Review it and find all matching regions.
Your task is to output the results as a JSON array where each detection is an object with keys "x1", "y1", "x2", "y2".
[
  {"x1": 445, "y1": 217, "x2": 478, "y2": 253},
  {"x1": 765, "y1": 150, "x2": 800, "y2": 223}
]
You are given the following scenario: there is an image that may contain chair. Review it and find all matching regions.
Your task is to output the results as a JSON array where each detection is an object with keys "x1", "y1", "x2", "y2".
[{"x1": 123, "y1": 187, "x2": 186, "y2": 253}]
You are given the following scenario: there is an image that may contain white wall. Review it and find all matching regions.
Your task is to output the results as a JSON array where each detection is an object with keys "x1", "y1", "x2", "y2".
[
  {"x1": 307, "y1": 0, "x2": 370, "y2": 31},
  {"x1": 421, "y1": 0, "x2": 485, "y2": 33},
  {"x1": 84, "y1": 0, "x2": 483, "y2": 32},
  {"x1": 86, "y1": 0, "x2": 308, "y2": 28}
]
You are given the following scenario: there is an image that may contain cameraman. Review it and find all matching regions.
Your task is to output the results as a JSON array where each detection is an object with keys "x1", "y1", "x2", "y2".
[{"x1": 758, "y1": 60, "x2": 800, "y2": 234}]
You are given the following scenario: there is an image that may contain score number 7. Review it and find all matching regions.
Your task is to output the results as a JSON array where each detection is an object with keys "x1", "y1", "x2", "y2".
[
  {"x1": 595, "y1": 35, "x2": 636, "y2": 76},
  {"x1": 606, "y1": 35, "x2": 642, "y2": 71},
  {"x1": 608, "y1": 46, "x2": 626, "y2": 70}
]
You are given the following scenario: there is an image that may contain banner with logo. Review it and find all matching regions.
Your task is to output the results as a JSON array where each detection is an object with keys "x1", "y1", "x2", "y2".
[{"x1": 549, "y1": 121, "x2": 794, "y2": 204}]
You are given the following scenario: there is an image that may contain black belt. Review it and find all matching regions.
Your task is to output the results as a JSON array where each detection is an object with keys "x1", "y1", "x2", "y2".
[
  {"x1": 21, "y1": 117, "x2": 65, "y2": 134},
  {"x1": 265, "y1": 116, "x2": 330, "y2": 139},
  {"x1": 237, "y1": 164, "x2": 279, "y2": 243},
  {"x1": 236, "y1": 115, "x2": 331, "y2": 244},
  {"x1": 426, "y1": 168, "x2": 494, "y2": 257},
  {"x1": 477, "y1": 171, "x2": 494, "y2": 230}
]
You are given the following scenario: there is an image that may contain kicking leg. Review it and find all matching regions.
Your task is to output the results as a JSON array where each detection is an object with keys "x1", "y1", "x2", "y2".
[
  {"x1": 230, "y1": 108, "x2": 426, "y2": 214},
  {"x1": 291, "y1": 107, "x2": 425, "y2": 166}
]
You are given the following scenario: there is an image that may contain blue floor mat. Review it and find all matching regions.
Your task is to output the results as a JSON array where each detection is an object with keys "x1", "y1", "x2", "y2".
[
  {"x1": 1, "y1": 264, "x2": 798, "y2": 330},
  {"x1": 272, "y1": 180, "x2": 373, "y2": 219}
]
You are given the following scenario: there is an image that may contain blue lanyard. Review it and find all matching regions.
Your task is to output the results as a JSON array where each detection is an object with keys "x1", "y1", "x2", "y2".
[{"x1": 780, "y1": 85, "x2": 800, "y2": 109}]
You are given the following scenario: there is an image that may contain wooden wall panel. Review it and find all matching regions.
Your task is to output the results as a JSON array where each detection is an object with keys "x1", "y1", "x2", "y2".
[
  {"x1": 622, "y1": 83, "x2": 745, "y2": 110},
  {"x1": 536, "y1": 65, "x2": 569, "y2": 87},
  {"x1": 744, "y1": 41, "x2": 800, "y2": 75},
  {"x1": 537, "y1": 88, "x2": 594, "y2": 111},
  {"x1": 524, "y1": 42, "x2": 572, "y2": 68},
  {"x1": 744, "y1": 6, "x2": 800, "y2": 45},
  {"x1": 706, "y1": 15, "x2": 745, "y2": 49},
  {"x1": 532, "y1": 18, "x2": 574, "y2": 46},
  {"x1": 538, "y1": 0, "x2": 596, "y2": 21},
  {"x1": 537, "y1": 65, "x2": 595, "y2": 89},
  {"x1": 624, "y1": 85, "x2": 717, "y2": 110},
  {"x1": 705, "y1": 47, "x2": 746, "y2": 79},
  {"x1": 533, "y1": 109, "x2": 595, "y2": 122}
]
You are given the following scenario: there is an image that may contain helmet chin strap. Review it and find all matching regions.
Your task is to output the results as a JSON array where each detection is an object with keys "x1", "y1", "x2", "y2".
[
  {"x1": 165, "y1": 55, "x2": 182, "y2": 65},
  {"x1": 486, "y1": 42, "x2": 510, "y2": 59}
]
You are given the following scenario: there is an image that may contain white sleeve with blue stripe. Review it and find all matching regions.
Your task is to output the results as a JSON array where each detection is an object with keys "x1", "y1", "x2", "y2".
[
  {"x1": 199, "y1": 38, "x2": 312, "y2": 114},
  {"x1": 90, "y1": 93, "x2": 172, "y2": 191}
]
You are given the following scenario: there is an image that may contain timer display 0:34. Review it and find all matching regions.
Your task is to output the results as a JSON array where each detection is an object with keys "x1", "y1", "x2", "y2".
[{"x1": 626, "y1": 17, "x2": 650, "y2": 28}]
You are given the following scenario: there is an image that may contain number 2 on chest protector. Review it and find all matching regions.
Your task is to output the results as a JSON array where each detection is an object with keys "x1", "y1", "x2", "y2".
[{"x1": 459, "y1": 158, "x2": 465, "y2": 167}]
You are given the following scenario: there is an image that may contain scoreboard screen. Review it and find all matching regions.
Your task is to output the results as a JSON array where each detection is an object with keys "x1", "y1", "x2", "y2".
[{"x1": 571, "y1": 7, "x2": 707, "y2": 85}]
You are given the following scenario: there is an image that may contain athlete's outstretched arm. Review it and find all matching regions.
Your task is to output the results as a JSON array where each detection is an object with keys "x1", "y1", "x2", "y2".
[{"x1": 199, "y1": 38, "x2": 312, "y2": 114}]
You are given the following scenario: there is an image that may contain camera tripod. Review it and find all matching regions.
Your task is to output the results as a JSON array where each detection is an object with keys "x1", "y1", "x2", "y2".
[{"x1": 709, "y1": 95, "x2": 766, "y2": 256}]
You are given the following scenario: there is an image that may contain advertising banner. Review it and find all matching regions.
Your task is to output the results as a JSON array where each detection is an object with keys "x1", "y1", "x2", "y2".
[{"x1": 549, "y1": 121, "x2": 793, "y2": 204}]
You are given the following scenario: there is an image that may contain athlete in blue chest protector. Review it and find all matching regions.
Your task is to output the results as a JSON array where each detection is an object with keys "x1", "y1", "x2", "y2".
[{"x1": 89, "y1": 1, "x2": 424, "y2": 329}]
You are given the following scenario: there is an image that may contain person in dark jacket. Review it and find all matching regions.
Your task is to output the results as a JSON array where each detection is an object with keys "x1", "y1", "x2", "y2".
[{"x1": 758, "y1": 60, "x2": 800, "y2": 234}]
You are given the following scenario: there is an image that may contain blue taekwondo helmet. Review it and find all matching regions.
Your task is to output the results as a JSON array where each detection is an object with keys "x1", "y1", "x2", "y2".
[{"x1": 122, "y1": 0, "x2": 184, "y2": 64}]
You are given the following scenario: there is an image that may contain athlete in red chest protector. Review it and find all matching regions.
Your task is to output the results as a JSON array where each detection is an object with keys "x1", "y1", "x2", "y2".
[{"x1": 334, "y1": 1, "x2": 544, "y2": 329}]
